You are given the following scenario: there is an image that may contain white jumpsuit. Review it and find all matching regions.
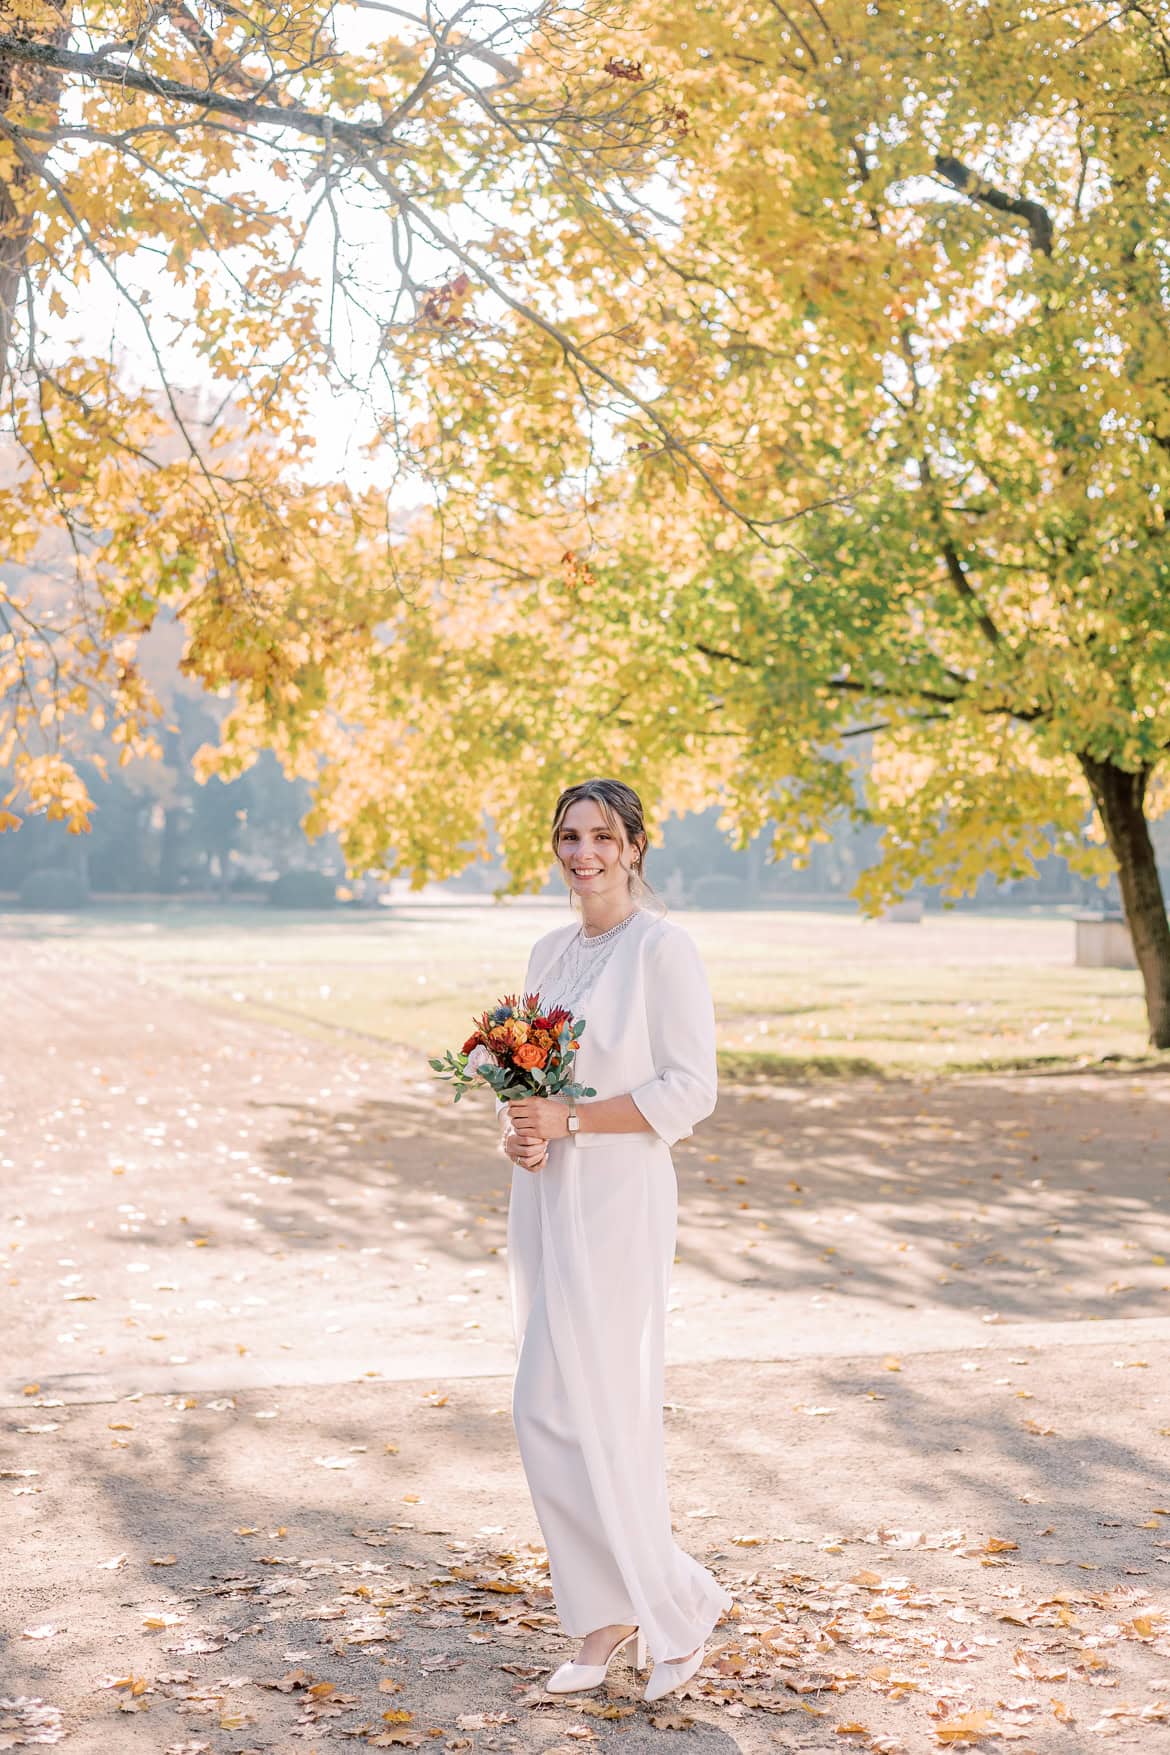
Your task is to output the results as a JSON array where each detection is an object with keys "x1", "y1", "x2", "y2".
[{"x1": 506, "y1": 907, "x2": 732, "y2": 1663}]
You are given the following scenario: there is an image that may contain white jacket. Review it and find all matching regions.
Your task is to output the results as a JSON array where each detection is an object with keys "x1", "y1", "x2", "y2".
[{"x1": 517, "y1": 909, "x2": 718, "y2": 1150}]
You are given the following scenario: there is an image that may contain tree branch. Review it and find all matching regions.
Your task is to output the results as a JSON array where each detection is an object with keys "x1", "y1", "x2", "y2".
[
  {"x1": 940, "y1": 535, "x2": 1001, "y2": 645},
  {"x1": 0, "y1": 32, "x2": 393, "y2": 150},
  {"x1": 827, "y1": 674, "x2": 965, "y2": 707},
  {"x1": 694, "y1": 641, "x2": 753, "y2": 666},
  {"x1": 934, "y1": 153, "x2": 1054, "y2": 257},
  {"x1": 828, "y1": 672, "x2": 1048, "y2": 724}
]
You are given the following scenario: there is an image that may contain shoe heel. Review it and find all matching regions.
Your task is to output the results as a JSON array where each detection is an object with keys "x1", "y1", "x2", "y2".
[{"x1": 633, "y1": 1629, "x2": 649, "y2": 1670}]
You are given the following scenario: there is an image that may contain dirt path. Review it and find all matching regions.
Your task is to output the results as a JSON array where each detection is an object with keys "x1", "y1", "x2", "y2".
[{"x1": 2, "y1": 937, "x2": 1170, "y2": 1754}]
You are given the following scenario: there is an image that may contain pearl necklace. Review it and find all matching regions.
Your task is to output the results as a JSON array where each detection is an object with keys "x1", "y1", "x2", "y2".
[{"x1": 578, "y1": 908, "x2": 641, "y2": 948}]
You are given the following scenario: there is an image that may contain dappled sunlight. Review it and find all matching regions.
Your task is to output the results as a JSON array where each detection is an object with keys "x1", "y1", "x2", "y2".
[{"x1": 5, "y1": 920, "x2": 1169, "y2": 1751}]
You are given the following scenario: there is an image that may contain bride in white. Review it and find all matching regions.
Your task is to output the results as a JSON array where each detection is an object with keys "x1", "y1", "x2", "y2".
[{"x1": 498, "y1": 777, "x2": 732, "y2": 1703}]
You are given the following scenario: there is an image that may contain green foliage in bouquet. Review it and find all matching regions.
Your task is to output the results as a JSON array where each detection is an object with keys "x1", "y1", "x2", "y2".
[{"x1": 430, "y1": 991, "x2": 598, "y2": 1104}]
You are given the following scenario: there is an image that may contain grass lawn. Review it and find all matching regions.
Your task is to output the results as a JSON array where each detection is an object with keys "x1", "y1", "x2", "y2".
[{"x1": 3, "y1": 897, "x2": 1153, "y2": 1075}]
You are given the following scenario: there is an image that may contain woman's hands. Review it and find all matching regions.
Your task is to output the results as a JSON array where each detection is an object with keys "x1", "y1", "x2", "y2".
[
  {"x1": 504, "y1": 1127, "x2": 548, "y2": 1173},
  {"x1": 504, "y1": 1096, "x2": 570, "y2": 1174},
  {"x1": 507, "y1": 1097, "x2": 570, "y2": 1143}
]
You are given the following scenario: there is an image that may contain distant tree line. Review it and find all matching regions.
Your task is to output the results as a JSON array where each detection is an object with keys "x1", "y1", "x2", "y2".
[
  {"x1": 0, "y1": 689, "x2": 329, "y2": 904},
  {"x1": 8, "y1": 752, "x2": 1154, "y2": 912}
]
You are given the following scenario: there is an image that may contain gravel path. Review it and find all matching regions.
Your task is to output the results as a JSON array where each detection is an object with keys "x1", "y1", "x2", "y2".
[{"x1": 2, "y1": 936, "x2": 1169, "y2": 1754}]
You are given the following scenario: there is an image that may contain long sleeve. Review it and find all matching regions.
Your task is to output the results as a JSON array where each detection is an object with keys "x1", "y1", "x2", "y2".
[{"x1": 629, "y1": 925, "x2": 718, "y2": 1147}]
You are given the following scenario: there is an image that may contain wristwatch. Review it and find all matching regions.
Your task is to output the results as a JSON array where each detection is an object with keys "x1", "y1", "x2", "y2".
[{"x1": 566, "y1": 1101, "x2": 580, "y2": 1141}]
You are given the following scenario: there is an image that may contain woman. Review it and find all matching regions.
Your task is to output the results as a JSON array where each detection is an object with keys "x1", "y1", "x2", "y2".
[{"x1": 498, "y1": 777, "x2": 732, "y2": 1704}]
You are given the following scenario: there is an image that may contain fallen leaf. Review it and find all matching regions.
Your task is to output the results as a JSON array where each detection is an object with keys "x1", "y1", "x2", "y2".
[
  {"x1": 934, "y1": 1707, "x2": 1001, "y2": 1743},
  {"x1": 257, "y1": 1669, "x2": 314, "y2": 1693}
]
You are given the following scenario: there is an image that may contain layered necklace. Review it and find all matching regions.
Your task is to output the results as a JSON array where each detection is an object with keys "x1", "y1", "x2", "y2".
[
  {"x1": 542, "y1": 907, "x2": 643, "y2": 1021},
  {"x1": 578, "y1": 908, "x2": 641, "y2": 948}
]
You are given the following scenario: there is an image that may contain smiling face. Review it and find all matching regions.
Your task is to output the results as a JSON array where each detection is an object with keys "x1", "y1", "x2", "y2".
[{"x1": 555, "y1": 796, "x2": 644, "y2": 903}]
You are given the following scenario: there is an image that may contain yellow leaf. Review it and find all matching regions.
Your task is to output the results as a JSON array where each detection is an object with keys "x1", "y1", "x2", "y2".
[
  {"x1": 935, "y1": 1708, "x2": 999, "y2": 1743},
  {"x1": 1127, "y1": 1614, "x2": 1164, "y2": 1638}
]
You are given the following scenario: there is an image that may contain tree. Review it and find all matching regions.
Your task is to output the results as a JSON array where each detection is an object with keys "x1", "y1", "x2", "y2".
[
  {"x1": 227, "y1": 1, "x2": 1170, "y2": 1046},
  {"x1": 0, "y1": 0, "x2": 686, "y2": 829},
  {"x1": 4, "y1": 3, "x2": 1170, "y2": 1047}
]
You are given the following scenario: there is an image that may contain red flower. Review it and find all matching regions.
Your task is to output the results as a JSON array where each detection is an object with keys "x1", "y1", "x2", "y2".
[{"x1": 462, "y1": 1033, "x2": 484, "y2": 1054}]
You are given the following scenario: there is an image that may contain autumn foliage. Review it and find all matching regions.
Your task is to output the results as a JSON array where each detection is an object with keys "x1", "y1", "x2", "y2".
[{"x1": 3, "y1": 4, "x2": 1170, "y2": 1040}]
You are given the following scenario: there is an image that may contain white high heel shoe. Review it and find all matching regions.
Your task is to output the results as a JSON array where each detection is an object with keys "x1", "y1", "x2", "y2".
[
  {"x1": 545, "y1": 1626, "x2": 648, "y2": 1694},
  {"x1": 643, "y1": 1641, "x2": 706, "y2": 1702}
]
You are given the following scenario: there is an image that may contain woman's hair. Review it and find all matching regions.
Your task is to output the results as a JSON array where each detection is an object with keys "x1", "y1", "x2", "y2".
[{"x1": 550, "y1": 778, "x2": 665, "y2": 916}]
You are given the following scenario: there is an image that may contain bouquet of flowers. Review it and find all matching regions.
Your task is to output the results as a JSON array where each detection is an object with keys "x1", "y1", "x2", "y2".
[{"x1": 430, "y1": 991, "x2": 597, "y2": 1103}]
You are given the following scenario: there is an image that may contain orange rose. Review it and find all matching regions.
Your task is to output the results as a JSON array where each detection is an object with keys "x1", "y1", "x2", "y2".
[{"x1": 513, "y1": 1043, "x2": 547, "y2": 1070}]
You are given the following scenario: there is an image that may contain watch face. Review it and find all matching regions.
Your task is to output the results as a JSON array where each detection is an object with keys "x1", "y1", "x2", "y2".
[{"x1": 567, "y1": 1115, "x2": 579, "y2": 1132}]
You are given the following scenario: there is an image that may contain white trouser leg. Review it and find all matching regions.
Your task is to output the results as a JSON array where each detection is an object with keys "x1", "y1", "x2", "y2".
[
  {"x1": 508, "y1": 1146, "x2": 731, "y2": 1660},
  {"x1": 512, "y1": 1273, "x2": 637, "y2": 1636}
]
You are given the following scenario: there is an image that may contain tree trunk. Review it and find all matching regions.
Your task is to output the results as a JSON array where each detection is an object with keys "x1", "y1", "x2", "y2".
[
  {"x1": 0, "y1": 5, "x2": 70, "y2": 388},
  {"x1": 159, "y1": 807, "x2": 182, "y2": 893},
  {"x1": 1079, "y1": 755, "x2": 1170, "y2": 1049}
]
